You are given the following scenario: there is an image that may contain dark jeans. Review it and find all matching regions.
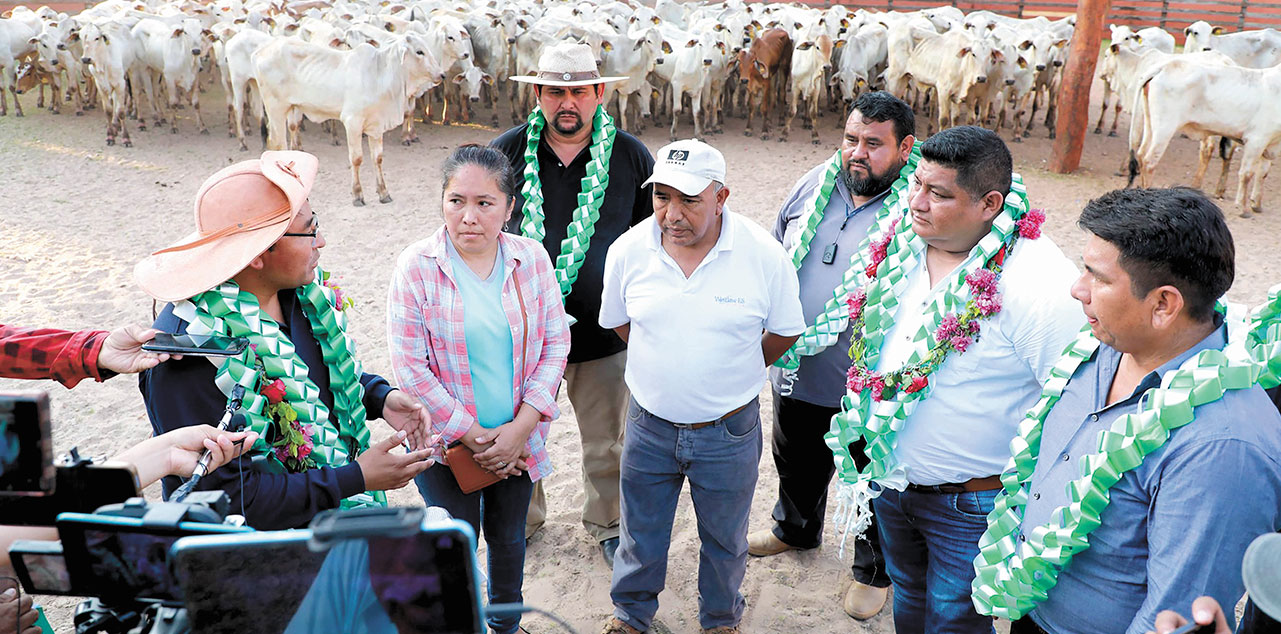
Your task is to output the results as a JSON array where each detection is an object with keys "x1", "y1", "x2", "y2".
[
  {"x1": 415, "y1": 466, "x2": 534, "y2": 634},
  {"x1": 874, "y1": 486, "x2": 999, "y2": 634},
  {"x1": 611, "y1": 397, "x2": 762, "y2": 631},
  {"x1": 1010, "y1": 617, "x2": 1048, "y2": 634},
  {"x1": 769, "y1": 389, "x2": 890, "y2": 588}
]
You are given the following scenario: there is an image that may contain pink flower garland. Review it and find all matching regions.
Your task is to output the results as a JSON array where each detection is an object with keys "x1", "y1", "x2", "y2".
[{"x1": 843, "y1": 209, "x2": 1047, "y2": 402}]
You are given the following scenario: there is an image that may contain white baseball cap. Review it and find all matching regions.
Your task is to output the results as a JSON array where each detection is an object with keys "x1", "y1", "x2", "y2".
[{"x1": 643, "y1": 139, "x2": 726, "y2": 196}]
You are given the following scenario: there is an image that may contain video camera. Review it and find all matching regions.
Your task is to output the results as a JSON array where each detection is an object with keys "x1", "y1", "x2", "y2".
[
  {"x1": 2, "y1": 391, "x2": 569, "y2": 634},
  {"x1": 1, "y1": 392, "x2": 143, "y2": 525},
  {"x1": 11, "y1": 503, "x2": 489, "y2": 634}
]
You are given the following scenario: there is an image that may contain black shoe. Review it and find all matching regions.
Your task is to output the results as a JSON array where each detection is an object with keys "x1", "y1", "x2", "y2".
[{"x1": 600, "y1": 537, "x2": 620, "y2": 567}]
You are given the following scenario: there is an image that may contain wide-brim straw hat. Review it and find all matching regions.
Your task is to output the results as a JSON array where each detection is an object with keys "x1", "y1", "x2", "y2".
[
  {"x1": 510, "y1": 41, "x2": 627, "y2": 87},
  {"x1": 134, "y1": 150, "x2": 318, "y2": 302}
]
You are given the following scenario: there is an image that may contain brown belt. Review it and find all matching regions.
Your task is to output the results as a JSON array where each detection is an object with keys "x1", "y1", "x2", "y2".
[
  {"x1": 673, "y1": 402, "x2": 753, "y2": 430},
  {"x1": 906, "y1": 475, "x2": 1003, "y2": 494}
]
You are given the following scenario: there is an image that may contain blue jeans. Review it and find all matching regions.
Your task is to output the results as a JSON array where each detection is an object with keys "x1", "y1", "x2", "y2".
[
  {"x1": 873, "y1": 486, "x2": 998, "y2": 634},
  {"x1": 415, "y1": 465, "x2": 533, "y2": 634},
  {"x1": 610, "y1": 397, "x2": 763, "y2": 631}
]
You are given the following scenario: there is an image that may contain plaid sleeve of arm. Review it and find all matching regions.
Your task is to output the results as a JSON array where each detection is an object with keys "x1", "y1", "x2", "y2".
[
  {"x1": 0, "y1": 325, "x2": 108, "y2": 388},
  {"x1": 520, "y1": 252, "x2": 570, "y2": 422},
  {"x1": 385, "y1": 257, "x2": 475, "y2": 445}
]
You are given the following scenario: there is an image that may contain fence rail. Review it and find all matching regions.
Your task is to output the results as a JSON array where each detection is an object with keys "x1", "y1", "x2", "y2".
[
  {"x1": 5, "y1": 0, "x2": 1281, "y2": 36},
  {"x1": 810, "y1": 0, "x2": 1281, "y2": 37}
]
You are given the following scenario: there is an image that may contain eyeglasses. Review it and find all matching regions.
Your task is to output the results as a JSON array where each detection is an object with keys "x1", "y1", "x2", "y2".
[{"x1": 283, "y1": 215, "x2": 320, "y2": 245}]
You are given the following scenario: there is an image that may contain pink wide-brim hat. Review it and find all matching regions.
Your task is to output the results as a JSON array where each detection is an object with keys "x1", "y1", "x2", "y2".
[{"x1": 134, "y1": 150, "x2": 318, "y2": 302}]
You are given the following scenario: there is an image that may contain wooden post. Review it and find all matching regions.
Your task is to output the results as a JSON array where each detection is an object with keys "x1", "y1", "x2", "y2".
[{"x1": 1050, "y1": 0, "x2": 1112, "y2": 174}]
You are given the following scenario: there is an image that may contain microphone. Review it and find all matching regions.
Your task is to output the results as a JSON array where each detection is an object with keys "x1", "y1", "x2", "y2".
[{"x1": 172, "y1": 385, "x2": 247, "y2": 502}]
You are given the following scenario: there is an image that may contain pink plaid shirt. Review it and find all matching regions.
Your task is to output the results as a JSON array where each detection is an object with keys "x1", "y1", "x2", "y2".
[{"x1": 387, "y1": 228, "x2": 570, "y2": 482}]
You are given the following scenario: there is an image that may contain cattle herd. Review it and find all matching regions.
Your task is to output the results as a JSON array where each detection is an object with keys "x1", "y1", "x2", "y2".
[{"x1": 0, "y1": 0, "x2": 1278, "y2": 210}]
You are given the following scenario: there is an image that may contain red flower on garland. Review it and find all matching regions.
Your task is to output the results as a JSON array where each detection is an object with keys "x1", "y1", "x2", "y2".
[
  {"x1": 904, "y1": 375, "x2": 929, "y2": 394},
  {"x1": 262, "y1": 378, "x2": 287, "y2": 404},
  {"x1": 992, "y1": 245, "x2": 1008, "y2": 267}
]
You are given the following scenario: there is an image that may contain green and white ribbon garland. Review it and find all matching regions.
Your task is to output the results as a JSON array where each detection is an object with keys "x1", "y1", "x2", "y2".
[
  {"x1": 172, "y1": 267, "x2": 386, "y2": 509},
  {"x1": 773, "y1": 146, "x2": 923, "y2": 394},
  {"x1": 971, "y1": 284, "x2": 1281, "y2": 619},
  {"x1": 822, "y1": 163, "x2": 1033, "y2": 552},
  {"x1": 519, "y1": 104, "x2": 616, "y2": 325}
]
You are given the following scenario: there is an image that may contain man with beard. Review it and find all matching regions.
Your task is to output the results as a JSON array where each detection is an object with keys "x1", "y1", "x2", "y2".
[
  {"x1": 490, "y1": 42, "x2": 654, "y2": 566},
  {"x1": 748, "y1": 91, "x2": 914, "y2": 620}
]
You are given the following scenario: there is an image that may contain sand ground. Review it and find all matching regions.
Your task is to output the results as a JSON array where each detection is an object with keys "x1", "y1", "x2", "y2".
[{"x1": 1, "y1": 75, "x2": 1277, "y2": 634}]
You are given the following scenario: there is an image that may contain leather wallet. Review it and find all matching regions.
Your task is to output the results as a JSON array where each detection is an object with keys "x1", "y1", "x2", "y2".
[{"x1": 445, "y1": 443, "x2": 501, "y2": 494}]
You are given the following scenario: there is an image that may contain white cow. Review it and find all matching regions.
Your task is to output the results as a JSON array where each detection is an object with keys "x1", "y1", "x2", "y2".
[
  {"x1": 253, "y1": 32, "x2": 446, "y2": 205},
  {"x1": 131, "y1": 16, "x2": 209, "y2": 133},
  {"x1": 1130, "y1": 58, "x2": 1281, "y2": 214},
  {"x1": 78, "y1": 18, "x2": 144, "y2": 146},
  {"x1": 222, "y1": 26, "x2": 271, "y2": 151},
  {"x1": 1095, "y1": 28, "x2": 1173, "y2": 136},
  {"x1": 1015, "y1": 29, "x2": 1069, "y2": 138},
  {"x1": 881, "y1": 13, "x2": 936, "y2": 105},
  {"x1": 1109, "y1": 24, "x2": 1175, "y2": 53},
  {"x1": 653, "y1": 32, "x2": 707, "y2": 141},
  {"x1": 29, "y1": 19, "x2": 86, "y2": 115},
  {"x1": 600, "y1": 25, "x2": 664, "y2": 133},
  {"x1": 830, "y1": 23, "x2": 887, "y2": 105},
  {"x1": 1113, "y1": 45, "x2": 1235, "y2": 190},
  {"x1": 784, "y1": 32, "x2": 832, "y2": 144},
  {"x1": 1183, "y1": 21, "x2": 1281, "y2": 68},
  {"x1": 463, "y1": 8, "x2": 520, "y2": 126},
  {"x1": 0, "y1": 11, "x2": 40, "y2": 116},
  {"x1": 905, "y1": 29, "x2": 999, "y2": 133}
]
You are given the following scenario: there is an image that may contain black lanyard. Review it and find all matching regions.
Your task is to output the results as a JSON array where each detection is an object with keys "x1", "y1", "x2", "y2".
[{"x1": 821, "y1": 190, "x2": 888, "y2": 265}]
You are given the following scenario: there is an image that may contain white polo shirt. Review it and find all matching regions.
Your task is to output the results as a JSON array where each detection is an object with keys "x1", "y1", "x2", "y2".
[{"x1": 599, "y1": 209, "x2": 806, "y2": 424}]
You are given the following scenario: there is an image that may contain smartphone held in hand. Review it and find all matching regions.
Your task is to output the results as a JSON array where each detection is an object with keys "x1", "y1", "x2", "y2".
[{"x1": 142, "y1": 333, "x2": 249, "y2": 357}]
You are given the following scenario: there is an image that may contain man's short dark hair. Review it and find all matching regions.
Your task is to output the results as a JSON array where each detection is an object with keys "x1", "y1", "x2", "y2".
[
  {"x1": 850, "y1": 91, "x2": 915, "y2": 144},
  {"x1": 1077, "y1": 187, "x2": 1234, "y2": 322},
  {"x1": 919, "y1": 126, "x2": 1012, "y2": 202}
]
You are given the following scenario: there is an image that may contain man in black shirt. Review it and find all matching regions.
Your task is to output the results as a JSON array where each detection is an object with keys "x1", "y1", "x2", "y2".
[{"x1": 491, "y1": 41, "x2": 655, "y2": 567}]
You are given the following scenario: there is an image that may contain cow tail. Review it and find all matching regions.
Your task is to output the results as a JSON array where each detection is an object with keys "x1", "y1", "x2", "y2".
[{"x1": 1127, "y1": 78, "x2": 1152, "y2": 188}]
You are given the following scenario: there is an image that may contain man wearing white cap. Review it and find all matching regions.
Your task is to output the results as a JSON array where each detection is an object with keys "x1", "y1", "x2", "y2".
[
  {"x1": 492, "y1": 41, "x2": 655, "y2": 565},
  {"x1": 598, "y1": 139, "x2": 806, "y2": 634},
  {"x1": 136, "y1": 151, "x2": 435, "y2": 530}
]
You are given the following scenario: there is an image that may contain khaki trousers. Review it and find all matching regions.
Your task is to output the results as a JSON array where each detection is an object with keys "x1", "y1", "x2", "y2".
[{"x1": 525, "y1": 350, "x2": 628, "y2": 542}]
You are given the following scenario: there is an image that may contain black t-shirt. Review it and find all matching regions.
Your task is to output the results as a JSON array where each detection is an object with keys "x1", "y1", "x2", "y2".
[{"x1": 492, "y1": 123, "x2": 654, "y2": 364}]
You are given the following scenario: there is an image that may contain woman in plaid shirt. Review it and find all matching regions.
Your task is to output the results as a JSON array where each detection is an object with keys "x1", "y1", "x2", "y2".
[{"x1": 387, "y1": 144, "x2": 570, "y2": 634}]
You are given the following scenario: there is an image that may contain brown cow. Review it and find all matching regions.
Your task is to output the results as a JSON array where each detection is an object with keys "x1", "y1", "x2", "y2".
[
  {"x1": 13, "y1": 54, "x2": 53, "y2": 97},
  {"x1": 737, "y1": 27, "x2": 791, "y2": 141}
]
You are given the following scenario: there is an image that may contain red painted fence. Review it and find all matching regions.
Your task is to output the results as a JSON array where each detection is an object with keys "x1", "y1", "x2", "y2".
[
  {"x1": 810, "y1": 0, "x2": 1281, "y2": 39},
  {"x1": 5, "y1": 0, "x2": 1281, "y2": 38}
]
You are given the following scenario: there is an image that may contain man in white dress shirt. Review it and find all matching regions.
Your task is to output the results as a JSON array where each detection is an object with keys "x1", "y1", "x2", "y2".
[
  {"x1": 851, "y1": 126, "x2": 1084, "y2": 633},
  {"x1": 597, "y1": 139, "x2": 806, "y2": 634}
]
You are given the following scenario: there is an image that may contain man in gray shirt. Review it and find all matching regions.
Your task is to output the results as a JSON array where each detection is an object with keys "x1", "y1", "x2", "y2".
[{"x1": 749, "y1": 91, "x2": 916, "y2": 620}]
